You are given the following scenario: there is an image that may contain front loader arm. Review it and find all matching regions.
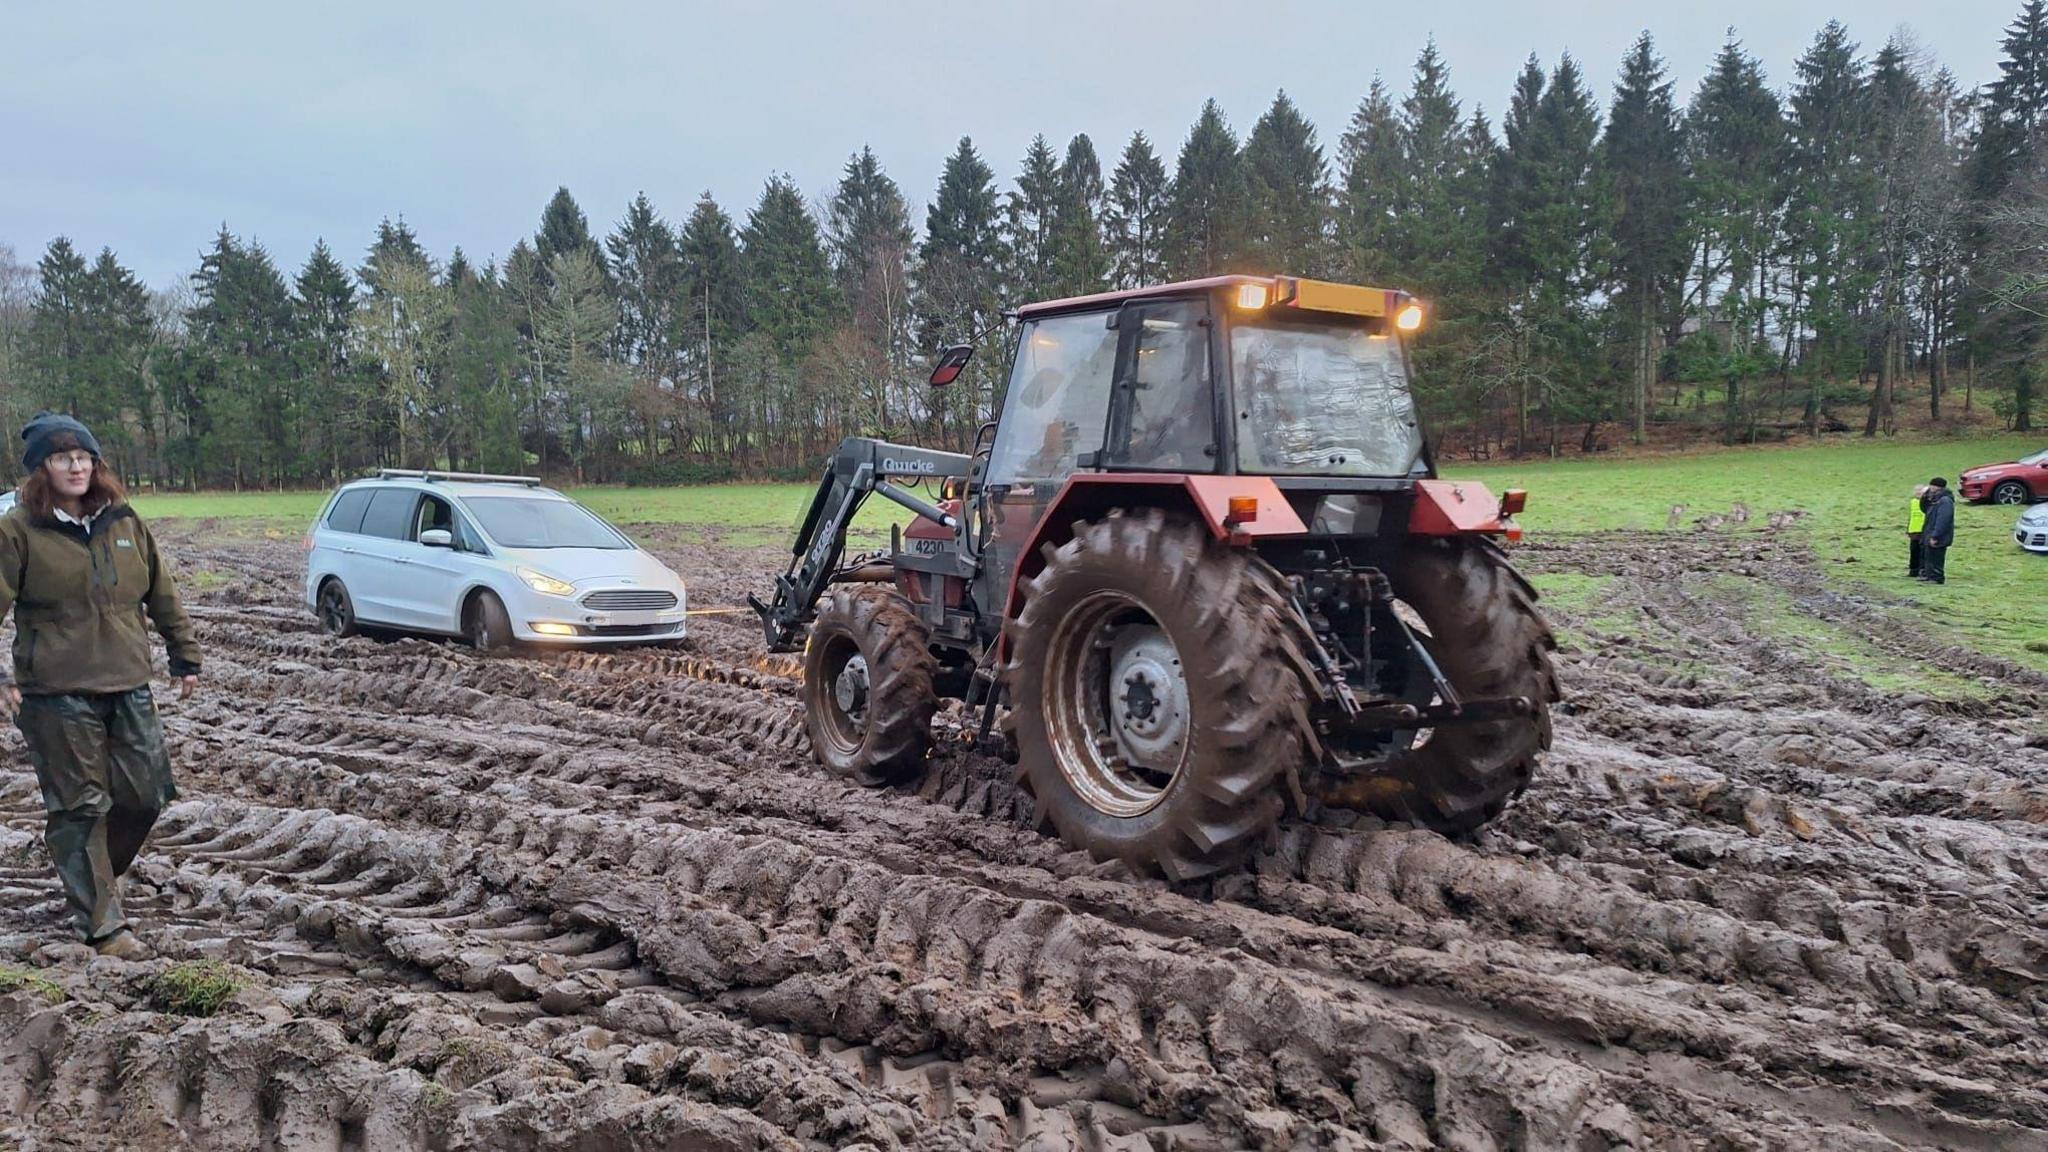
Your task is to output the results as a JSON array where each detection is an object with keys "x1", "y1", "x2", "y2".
[{"x1": 749, "y1": 437, "x2": 972, "y2": 652}]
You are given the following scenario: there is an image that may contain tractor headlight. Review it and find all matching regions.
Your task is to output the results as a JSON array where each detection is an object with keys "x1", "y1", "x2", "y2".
[{"x1": 519, "y1": 568, "x2": 577, "y2": 597}]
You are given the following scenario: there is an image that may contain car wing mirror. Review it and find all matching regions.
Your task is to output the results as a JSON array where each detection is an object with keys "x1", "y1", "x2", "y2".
[
  {"x1": 419, "y1": 528, "x2": 454, "y2": 548},
  {"x1": 929, "y1": 344, "x2": 974, "y2": 387}
]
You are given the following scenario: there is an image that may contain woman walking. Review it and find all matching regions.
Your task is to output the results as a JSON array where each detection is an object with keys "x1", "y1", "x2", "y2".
[{"x1": 0, "y1": 414, "x2": 199, "y2": 958}]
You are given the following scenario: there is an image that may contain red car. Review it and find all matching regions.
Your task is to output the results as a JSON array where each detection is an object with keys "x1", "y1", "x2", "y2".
[{"x1": 1960, "y1": 448, "x2": 2048, "y2": 504}]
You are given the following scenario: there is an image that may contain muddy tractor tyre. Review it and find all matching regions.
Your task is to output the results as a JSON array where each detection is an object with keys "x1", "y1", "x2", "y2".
[
  {"x1": 1009, "y1": 510, "x2": 1307, "y2": 880},
  {"x1": 803, "y1": 586, "x2": 938, "y2": 787},
  {"x1": 1351, "y1": 537, "x2": 1559, "y2": 834}
]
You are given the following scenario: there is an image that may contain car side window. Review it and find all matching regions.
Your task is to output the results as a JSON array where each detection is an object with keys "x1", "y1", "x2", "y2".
[
  {"x1": 359, "y1": 489, "x2": 417, "y2": 540},
  {"x1": 413, "y1": 495, "x2": 455, "y2": 542},
  {"x1": 325, "y1": 489, "x2": 373, "y2": 534}
]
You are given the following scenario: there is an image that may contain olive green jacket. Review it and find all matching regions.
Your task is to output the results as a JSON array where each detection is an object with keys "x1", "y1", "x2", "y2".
[{"x1": 0, "y1": 503, "x2": 201, "y2": 695}]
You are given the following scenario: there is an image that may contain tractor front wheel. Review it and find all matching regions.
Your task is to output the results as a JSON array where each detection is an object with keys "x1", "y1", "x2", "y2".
[
  {"x1": 803, "y1": 586, "x2": 938, "y2": 786},
  {"x1": 1009, "y1": 510, "x2": 1306, "y2": 880}
]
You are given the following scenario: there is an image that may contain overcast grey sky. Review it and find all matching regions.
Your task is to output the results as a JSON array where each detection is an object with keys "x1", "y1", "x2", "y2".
[{"x1": 0, "y1": 1, "x2": 2023, "y2": 289}]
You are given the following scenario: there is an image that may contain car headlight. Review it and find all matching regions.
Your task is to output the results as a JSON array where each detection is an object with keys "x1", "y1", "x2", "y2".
[{"x1": 519, "y1": 567, "x2": 577, "y2": 597}]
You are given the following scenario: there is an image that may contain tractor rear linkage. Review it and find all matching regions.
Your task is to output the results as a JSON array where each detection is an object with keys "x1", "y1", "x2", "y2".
[{"x1": 1284, "y1": 563, "x2": 1533, "y2": 739}]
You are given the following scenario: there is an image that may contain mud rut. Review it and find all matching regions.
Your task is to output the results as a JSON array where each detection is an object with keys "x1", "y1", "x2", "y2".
[{"x1": 0, "y1": 524, "x2": 2041, "y2": 1150}]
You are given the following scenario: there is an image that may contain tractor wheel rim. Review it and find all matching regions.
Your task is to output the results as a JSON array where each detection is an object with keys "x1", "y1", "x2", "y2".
[
  {"x1": 818, "y1": 637, "x2": 867, "y2": 753},
  {"x1": 1107, "y1": 625, "x2": 1190, "y2": 768},
  {"x1": 1044, "y1": 591, "x2": 1187, "y2": 819},
  {"x1": 834, "y1": 655, "x2": 870, "y2": 719}
]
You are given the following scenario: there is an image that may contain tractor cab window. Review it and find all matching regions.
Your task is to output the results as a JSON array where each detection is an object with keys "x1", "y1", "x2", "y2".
[
  {"x1": 1103, "y1": 301, "x2": 1214, "y2": 471},
  {"x1": 985, "y1": 310, "x2": 1120, "y2": 485},
  {"x1": 1231, "y1": 315, "x2": 1423, "y2": 477}
]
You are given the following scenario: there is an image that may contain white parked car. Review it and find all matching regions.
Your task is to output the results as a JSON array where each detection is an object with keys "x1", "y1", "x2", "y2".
[
  {"x1": 0, "y1": 489, "x2": 15, "y2": 516},
  {"x1": 2017, "y1": 502, "x2": 2048, "y2": 555},
  {"x1": 304, "y1": 470, "x2": 687, "y2": 649}
]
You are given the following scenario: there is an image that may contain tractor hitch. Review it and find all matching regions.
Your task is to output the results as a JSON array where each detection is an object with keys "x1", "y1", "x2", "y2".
[{"x1": 1323, "y1": 694, "x2": 1534, "y2": 736}]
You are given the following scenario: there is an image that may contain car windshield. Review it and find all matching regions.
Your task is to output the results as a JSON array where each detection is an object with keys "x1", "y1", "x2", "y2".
[
  {"x1": 1232, "y1": 316, "x2": 1423, "y2": 476},
  {"x1": 461, "y1": 495, "x2": 630, "y2": 549},
  {"x1": 2021, "y1": 449, "x2": 2048, "y2": 465}
]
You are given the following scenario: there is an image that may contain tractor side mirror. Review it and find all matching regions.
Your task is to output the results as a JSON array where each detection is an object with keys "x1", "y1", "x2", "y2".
[{"x1": 929, "y1": 344, "x2": 974, "y2": 387}]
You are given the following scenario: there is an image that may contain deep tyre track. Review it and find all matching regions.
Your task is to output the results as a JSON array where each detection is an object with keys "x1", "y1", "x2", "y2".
[{"x1": 0, "y1": 522, "x2": 2041, "y2": 1150}]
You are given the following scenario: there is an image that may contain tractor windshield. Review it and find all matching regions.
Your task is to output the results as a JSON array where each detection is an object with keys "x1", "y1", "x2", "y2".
[{"x1": 1231, "y1": 316, "x2": 1423, "y2": 477}]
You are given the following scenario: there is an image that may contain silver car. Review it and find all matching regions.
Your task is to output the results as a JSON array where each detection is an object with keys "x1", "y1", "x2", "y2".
[
  {"x1": 2017, "y1": 502, "x2": 2048, "y2": 554},
  {"x1": 0, "y1": 489, "x2": 14, "y2": 516},
  {"x1": 303, "y1": 470, "x2": 688, "y2": 649}
]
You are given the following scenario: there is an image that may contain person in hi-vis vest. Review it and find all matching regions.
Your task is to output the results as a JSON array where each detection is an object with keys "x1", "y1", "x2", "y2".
[{"x1": 1906, "y1": 485, "x2": 1929, "y2": 578}]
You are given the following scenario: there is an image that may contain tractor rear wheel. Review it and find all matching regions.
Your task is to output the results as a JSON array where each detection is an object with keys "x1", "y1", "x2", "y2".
[
  {"x1": 1332, "y1": 537, "x2": 1558, "y2": 833},
  {"x1": 803, "y1": 586, "x2": 938, "y2": 787},
  {"x1": 1009, "y1": 510, "x2": 1306, "y2": 880}
]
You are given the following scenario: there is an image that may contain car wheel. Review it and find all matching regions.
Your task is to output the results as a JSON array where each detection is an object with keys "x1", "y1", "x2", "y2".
[
  {"x1": 466, "y1": 590, "x2": 515, "y2": 653},
  {"x1": 1991, "y1": 480, "x2": 2030, "y2": 505},
  {"x1": 316, "y1": 579, "x2": 358, "y2": 638}
]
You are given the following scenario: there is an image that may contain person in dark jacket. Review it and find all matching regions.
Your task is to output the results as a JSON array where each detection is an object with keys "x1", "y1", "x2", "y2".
[
  {"x1": 0, "y1": 414, "x2": 200, "y2": 958},
  {"x1": 1919, "y1": 477, "x2": 1955, "y2": 585}
]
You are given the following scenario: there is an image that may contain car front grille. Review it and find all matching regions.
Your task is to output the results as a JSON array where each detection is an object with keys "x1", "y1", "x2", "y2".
[
  {"x1": 585, "y1": 622, "x2": 682, "y2": 637},
  {"x1": 2023, "y1": 530, "x2": 2048, "y2": 547},
  {"x1": 580, "y1": 589, "x2": 678, "y2": 611}
]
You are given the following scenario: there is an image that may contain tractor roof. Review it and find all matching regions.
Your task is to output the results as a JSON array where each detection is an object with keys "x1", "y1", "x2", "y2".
[{"x1": 1014, "y1": 274, "x2": 1416, "y2": 321}]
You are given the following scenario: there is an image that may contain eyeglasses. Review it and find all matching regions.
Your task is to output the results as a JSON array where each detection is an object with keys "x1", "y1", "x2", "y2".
[{"x1": 47, "y1": 452, "x2": 95, "y2": 471}]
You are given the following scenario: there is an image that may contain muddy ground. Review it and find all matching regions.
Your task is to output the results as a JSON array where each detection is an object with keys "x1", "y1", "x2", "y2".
[{"x1": 0, "y1": 522, "x2": 2042, "y2": 1150}]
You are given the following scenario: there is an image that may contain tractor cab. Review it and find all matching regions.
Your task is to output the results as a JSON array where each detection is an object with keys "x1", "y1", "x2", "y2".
[
  {"x1": 969, "y1": 276, "x2": 1437, "y2": 614},
  {"x1": 982, "y1": 275, "x2": 1428, "y2": 488}
]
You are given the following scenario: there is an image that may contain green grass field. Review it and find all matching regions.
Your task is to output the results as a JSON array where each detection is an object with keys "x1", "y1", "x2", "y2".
[
  {"x1": 132, "y1": 433, "x2": 2045, "y2": 669},
  {"x1": 1455, "y1": 434, "x2": 2045, "y2": 670}
]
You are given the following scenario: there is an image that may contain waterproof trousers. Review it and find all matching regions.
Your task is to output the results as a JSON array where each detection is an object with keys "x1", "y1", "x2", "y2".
[
  {"x1": 14, "y1": 689, "x2": 176, "y2": 943},
  {"x1": 1908, "y1": 533, "x2": 1924, "y2": 577},
  {"x1": 1921, "y1": 543, "x2": 1948, "y2": 585}
]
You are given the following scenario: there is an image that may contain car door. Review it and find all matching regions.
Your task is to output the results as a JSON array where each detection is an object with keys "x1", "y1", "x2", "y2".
[
  {"x1": 396, "y1": 492, "x2": 478, "y2": 633},
  {"x1": 347, "y1": 487, "x2": 423, "y2": 625}
]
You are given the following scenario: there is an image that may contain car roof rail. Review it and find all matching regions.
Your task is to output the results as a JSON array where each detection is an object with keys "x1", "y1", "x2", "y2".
[{"x1": 376, "y1": 469, "x2": 544, "y2": 488}]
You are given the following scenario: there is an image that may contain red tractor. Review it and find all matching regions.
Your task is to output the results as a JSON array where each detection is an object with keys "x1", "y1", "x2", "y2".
[{"x1": 753, "y1": 275, "x2": 1557, "y2": 879}]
